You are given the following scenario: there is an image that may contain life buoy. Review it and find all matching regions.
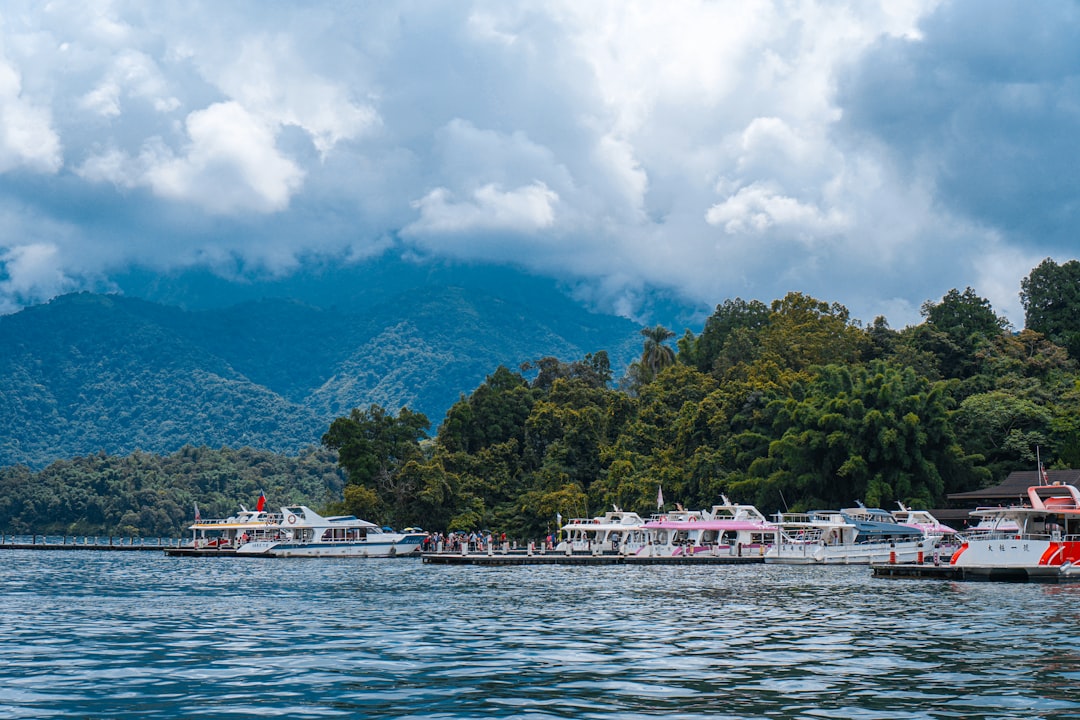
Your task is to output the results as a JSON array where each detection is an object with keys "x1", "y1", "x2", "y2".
[{"x1": 287, "y1": 514, "x2": 297, "y2": 525}]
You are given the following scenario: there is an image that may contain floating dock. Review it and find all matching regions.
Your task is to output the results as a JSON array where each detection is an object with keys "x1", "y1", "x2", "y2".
[
  {"x1": 422, "y1": 551, "x2": 764, "y2": 566},
  {"x1": 873, "y1": 562, "x2": 1080, "y2": 582},
  {"x1": 871, "y1": 563, "x2": 961, "y2": 580},
  {"x1": 164, "y1": 547, "x2": 240, "y2": 557}
]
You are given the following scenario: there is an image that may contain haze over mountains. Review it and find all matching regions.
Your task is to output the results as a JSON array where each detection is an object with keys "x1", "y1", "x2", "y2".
[{"x1": 0, "y1": 259, "x2": 687, "y2": 469}]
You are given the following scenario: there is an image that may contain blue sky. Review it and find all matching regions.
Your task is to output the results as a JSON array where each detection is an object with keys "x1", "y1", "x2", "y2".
[{"x1": 0, "y1": 0, "x2": 1077, "y2": 327}]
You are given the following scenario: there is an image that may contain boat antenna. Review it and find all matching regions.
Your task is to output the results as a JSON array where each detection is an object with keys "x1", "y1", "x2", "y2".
[{"x1": 779, "y1": 489, "x2": 789, "y2": 512}]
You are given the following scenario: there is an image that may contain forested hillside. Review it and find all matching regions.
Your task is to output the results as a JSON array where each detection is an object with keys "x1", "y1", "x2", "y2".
[
  {"x1": 0, "y1": 446, "x2": 345, "y2": 536},
  {"x1": 0, "y1": 280, "x2": 642, "y2": 468},
  {"x1": 320, "y1": 260, "x2": 1080, "y2": 540}
]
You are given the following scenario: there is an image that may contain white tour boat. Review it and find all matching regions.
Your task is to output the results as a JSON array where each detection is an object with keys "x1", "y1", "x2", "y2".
[
  {"x1": 949, "y1": 482, "x2": 1080, "y2": 580},
  {"x1": 638, "y1": 497, "x2": 773, "y2": 558},
  {"x1": 182, "y1": 497, "x2": 281, "y2": 551},
  {"x1": 766, "y1": 506, "x2": 933, "y2": 565},
  {"x1": 555, "y1": 509, "x2": 648, "y2": 554},
  {"x1": 236, "y1": 505, "x2": 426, "y2": 558}
]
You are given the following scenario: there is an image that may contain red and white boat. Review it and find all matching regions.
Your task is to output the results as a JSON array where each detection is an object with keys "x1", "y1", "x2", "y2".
[{"x1": 949, "y1": 482, "x2": 1080, "y2": 580}]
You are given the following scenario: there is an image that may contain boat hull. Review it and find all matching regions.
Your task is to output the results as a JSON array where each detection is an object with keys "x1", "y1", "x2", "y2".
[
  {"x1": 237, "y1": 537, "x2": 423, "y2": 558},
  {"x1": 765, "y1": 538, "x2": 932, "y2": 565},
  {"x1": 949, "y1": 538, "x2": 1080, "y2": 580}
]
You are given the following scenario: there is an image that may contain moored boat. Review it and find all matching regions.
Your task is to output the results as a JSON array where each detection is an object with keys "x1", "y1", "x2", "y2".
[
  {"x1": 765, "y1": 506, "x2": 932, "y2": 565},
  {"x1": 949, "y1": 482, "x2": 1080, "y2": 580},
  {"x1": 555, "y1": 510, "x2": 648, "y2": 554},
  {"x1": 236, "y1": 506, "x2": 426, "y2": 558},
  {"x1": 638, "y1": 497, "x2": 773, "y2": 558},
  {"x1": 173, "y1": 494, "x2": 281, "y2": 554},
  {"x1": 893, "y1": 501, "x2": 959, "y2": 560}
]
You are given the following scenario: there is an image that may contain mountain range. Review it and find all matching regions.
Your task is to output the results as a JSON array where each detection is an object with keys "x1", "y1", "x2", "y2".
[{"x1": 0, "y1": 260, "x2": 671, "y2": 469}]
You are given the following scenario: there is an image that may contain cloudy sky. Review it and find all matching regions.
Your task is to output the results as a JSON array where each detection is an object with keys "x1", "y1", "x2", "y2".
[{"x1": 1, "y1": 0, "x2": 1077, "y2": 327}]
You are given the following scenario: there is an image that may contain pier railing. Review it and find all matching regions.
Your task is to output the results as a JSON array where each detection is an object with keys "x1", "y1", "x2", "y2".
[{"x1": 0, "y1": 534, "x2": 182, "y2": 551}]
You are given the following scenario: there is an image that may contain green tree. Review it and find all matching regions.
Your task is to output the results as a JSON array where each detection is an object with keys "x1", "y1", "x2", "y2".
[
  {"x1": 679, "y1": 298, "x2": 770, "y2": 373},
  {"x1": 321, "y1": 404, "x2": 430, "y2": 526},
  {"x1": 1021, "y1": 257, "x2": 1080, "y2": 358},
  {"x1": 759, "y1": 292, "x2": 871, "y2": 372},
  {"x1": 743, "y1": 362, "x2": 981, "y2": 508},
  {"x1": 918, "y1": 287, "x2": 1009, "y2": 379},
  {"x1": 438, "y1": 366, "x2": 535, "y2": 454},
  {"x1": 953, "y1": 390, "x2": 1054, "y2": 480},
  {"x1": 640, "y1": 325, "x2": 677, "y2": 377}
]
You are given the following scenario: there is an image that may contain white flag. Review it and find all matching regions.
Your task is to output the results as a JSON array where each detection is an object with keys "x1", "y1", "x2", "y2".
[
  {"x1": 657, "y1": 485, "x2": 664, "y2": 510},
  {"x1": 556, "y1": 512, "x2": 562, "y2": 525},
  {"x1": 194, "y1": 502, "x2": 201, "y2": 522}
]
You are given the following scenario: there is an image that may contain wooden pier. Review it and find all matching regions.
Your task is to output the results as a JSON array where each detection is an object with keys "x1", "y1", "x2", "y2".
[{"x1": 422, "y1": 551, "x2": 764, "y2": 566}]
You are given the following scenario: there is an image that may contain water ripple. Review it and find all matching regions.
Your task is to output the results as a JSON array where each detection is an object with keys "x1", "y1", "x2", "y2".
[{"x1": 1, "y1": 552, "x2": 1078, "y2": 718}]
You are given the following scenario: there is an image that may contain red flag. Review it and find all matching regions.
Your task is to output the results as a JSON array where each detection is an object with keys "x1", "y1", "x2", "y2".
[{"x1": 256, "y1": 491, "x2": 266, "y2": 512}]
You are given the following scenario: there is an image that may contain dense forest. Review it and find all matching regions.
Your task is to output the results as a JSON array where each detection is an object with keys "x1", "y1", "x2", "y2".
[
  {"x1": 2, "y1": 258, "x2": 1078, "y2": 538},
  {"x1": 0, "y1": 446, "x2": 345, "y2": 536}
]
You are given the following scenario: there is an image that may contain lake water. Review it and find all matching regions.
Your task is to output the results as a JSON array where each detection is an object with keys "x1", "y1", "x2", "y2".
[{"x1": 2, "y1": 551, "x2": 1078, "y2": 719}]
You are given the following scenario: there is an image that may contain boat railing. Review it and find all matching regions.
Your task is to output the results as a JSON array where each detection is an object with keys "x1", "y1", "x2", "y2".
[
  {"x1": 776, "y1": 527, "x2": 826, "y2": 544},
  {"x1": 957, "y1": 530, "x2": 1080, "y2": 543},
  {"x1": 195, "y1": 513, "x2": 284, "y2": 526}
]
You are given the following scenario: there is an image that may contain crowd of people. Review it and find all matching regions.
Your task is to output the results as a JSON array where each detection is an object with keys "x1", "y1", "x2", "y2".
[{"x1": 419, "y1": 531, "x2": 558, "y2": 554}]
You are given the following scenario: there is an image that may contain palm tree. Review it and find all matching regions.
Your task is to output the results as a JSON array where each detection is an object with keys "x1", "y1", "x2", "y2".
[{"x1": 640, "y1": 324, "x2": 676, "y2": 377}]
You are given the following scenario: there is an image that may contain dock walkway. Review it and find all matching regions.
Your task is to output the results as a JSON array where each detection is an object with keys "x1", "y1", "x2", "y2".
[
  {"x1": 422, "y1": 551, "x2": 764, "y2": 566},
  {"x1": 0, "y1": 536, "x2": 179, "y2": 552}
]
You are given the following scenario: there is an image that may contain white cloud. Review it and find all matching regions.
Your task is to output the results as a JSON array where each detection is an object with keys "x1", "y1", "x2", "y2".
[
  {"x1": 0, "y1": 0, "x2": 1071, "y2": 330},
  {"x1": 0, "y1": 243, "x2": 75, "y2": 312},
  {"x1": 406, "y1": 182, "x2": 558, "y2": 236},
  {"x1": 78, "y1": 101, "x2": 306, "y2": 214},
  {"x1": 213, "y1": 35, "x2": 379, "y2": 156},
  {"x1": 0, "y1": 57, "x2": 62, "y2": 173},
  {"x1": 706, "y1": 182, "x2": 846, "y2": 238},
  {"x1": 146, "y1": 101, "x2": 305, "y2": 213},
  {"x1": 79, "y1": 49, "x2": 179, "y2": 117}
]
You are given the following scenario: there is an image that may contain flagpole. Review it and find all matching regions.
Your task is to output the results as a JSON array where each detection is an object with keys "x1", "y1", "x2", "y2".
[{"x1": 1037, "y1": 445, "x2": 1050, "y2": 484}]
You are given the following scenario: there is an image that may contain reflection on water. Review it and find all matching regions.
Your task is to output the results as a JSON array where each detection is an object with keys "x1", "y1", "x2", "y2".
[{"x1": 1, "y1": 551, "x2": 1077, "y2": 719}]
